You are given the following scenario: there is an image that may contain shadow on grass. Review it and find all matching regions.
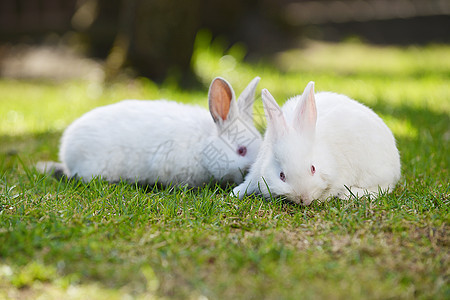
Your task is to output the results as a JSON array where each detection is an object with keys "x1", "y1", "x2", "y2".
[{"x1": 371, "y1": 100, "x2": 449, "y2": 180}]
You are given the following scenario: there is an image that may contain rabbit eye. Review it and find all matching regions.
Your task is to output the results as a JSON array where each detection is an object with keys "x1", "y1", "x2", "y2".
[
  {"x1": 311, "y1": 165, "x2": 316, "y2": 175},
  {"x1": 280, "y1": 171, "x2": 286, "y2": 182},
  {"x1": 237, "y1": 146, "x2": 247, "y2": 157}
]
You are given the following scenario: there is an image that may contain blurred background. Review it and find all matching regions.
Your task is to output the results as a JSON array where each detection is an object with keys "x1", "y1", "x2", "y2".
[{"x1": 1, "y1": 0, "x2": 449, "y2": 85}]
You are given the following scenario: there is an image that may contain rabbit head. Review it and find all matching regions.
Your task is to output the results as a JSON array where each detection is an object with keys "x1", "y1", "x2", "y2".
[
  {"x1": 260, "y1": 82, "x2": 333, "y2": 205},
  {"x1": 234, "y1": 82, "x2": 330, "y2": 205},
  {"x1": 202, "y1": 77, "x2": 262, "y2": 183}
]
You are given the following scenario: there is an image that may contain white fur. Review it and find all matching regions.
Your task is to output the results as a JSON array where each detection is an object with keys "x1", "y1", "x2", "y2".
[
  {"x1": 47, "y1": 77, "x2": 262, "y2": 186},
  {"x1": 233, "y1": 81, "x2": 401, "y2": 205}
]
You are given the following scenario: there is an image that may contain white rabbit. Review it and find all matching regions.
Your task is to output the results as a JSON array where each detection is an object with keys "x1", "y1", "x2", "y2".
[
  {"x1": 38, "y1": 77, "x2": 262, "y2": 186},
  {"x1": 233, "y1": 81, "x2": 401, "y2": 205}
]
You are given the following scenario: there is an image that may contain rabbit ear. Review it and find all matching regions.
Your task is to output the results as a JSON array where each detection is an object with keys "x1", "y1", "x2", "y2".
[
  {"x1": 262, "y1": 89, "x2": 287, "y2": 137},
  {"x1": 209, "y1": 77, "x2": 237, "y2": 123},
  {"x1": 293, "y1": 81, "x2": 317, "y2": 136},
  {"x1": 237, "y1": 76, "x2": 260, "y2": 122}
]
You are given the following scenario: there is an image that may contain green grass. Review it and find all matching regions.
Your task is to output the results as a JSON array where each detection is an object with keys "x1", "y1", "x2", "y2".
[{"x1": 0, "y1": 37, "x2": 449, "y2": 299}]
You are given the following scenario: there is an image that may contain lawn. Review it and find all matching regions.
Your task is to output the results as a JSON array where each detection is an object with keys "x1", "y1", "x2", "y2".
[{"x1": 0, "y1": 36, "x2": 449, "y2": 299}]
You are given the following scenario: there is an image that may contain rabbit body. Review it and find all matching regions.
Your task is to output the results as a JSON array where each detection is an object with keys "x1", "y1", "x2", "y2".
[
  {"x1": 46, "y1": 77, "x2": 262, "y2": 186},
  {"x1": 233, "y1": 82, "x2": 401, "y2": 205},
  {"x1": 61, "y1": 100, "x2": 215, "y2": 185}
]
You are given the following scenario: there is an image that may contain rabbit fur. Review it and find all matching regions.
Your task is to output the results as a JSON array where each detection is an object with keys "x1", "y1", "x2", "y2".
[
  {"x1": 38, "y1": 77, "x2": 262, "y2": 187},
  {"x1": 233, "y1": 81, "x2": 401, "y2": 205}
]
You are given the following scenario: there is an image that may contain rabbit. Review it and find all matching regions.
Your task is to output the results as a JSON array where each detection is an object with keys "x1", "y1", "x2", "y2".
[
  {"x1": 37, "y1": 77, "x2": 262, "y2": 187},
  {"x1": 232, "y1": 81, "x2": 401, "y2": 205}
]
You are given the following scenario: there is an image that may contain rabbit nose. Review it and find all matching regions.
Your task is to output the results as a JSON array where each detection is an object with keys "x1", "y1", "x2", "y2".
[
  {"x1": 290, "y1": 195, "x2": 305, "y2": 205},
  {"x1": 301, "y1": 197, "x2": 313, "y2": 206},
  {"x1": 293, "y1": 194, "x2": 312, "y2": 206},
  {"x1": 290, "y1": 191, "x2": 307, "y2": 205}
]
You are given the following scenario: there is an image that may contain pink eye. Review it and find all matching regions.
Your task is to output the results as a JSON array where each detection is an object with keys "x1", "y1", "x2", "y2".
[
  {"x1": 237, "y1": 146, "x2": 247, "y2": 157},
  {"x1": 280, "y1": 171, "x2": 286, "y2": 182},
  {"x1": 311, "y1": 165, "x2": 316, "y2": 175}
]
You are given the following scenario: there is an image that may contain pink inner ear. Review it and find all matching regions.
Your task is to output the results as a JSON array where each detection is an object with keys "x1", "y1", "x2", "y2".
[
  {"x1": 305, "y1": 90, "x2": 317, "y2": 125},
  {"x1": 211, "y1": 79, "x2": 233, "y2": 121},
  {"x1": 294, "y1": 82, "x2": 317, "y2": 134},
  {"x1": 262, "y1": 89, "x2": 287, "y2": 135}
]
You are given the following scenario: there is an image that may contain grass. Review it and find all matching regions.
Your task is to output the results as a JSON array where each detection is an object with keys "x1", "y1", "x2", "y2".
[{"x1": 0, "y1": 36, "x2": 449, "y2": 299}]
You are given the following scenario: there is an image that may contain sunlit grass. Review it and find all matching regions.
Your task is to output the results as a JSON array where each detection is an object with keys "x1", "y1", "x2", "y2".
[
  {"x1": 0, "y1": 79, "x2": 205, "y2": 136},
  {"x1": 276, "y1": 41, "x2": 450, "y2": 76}
]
